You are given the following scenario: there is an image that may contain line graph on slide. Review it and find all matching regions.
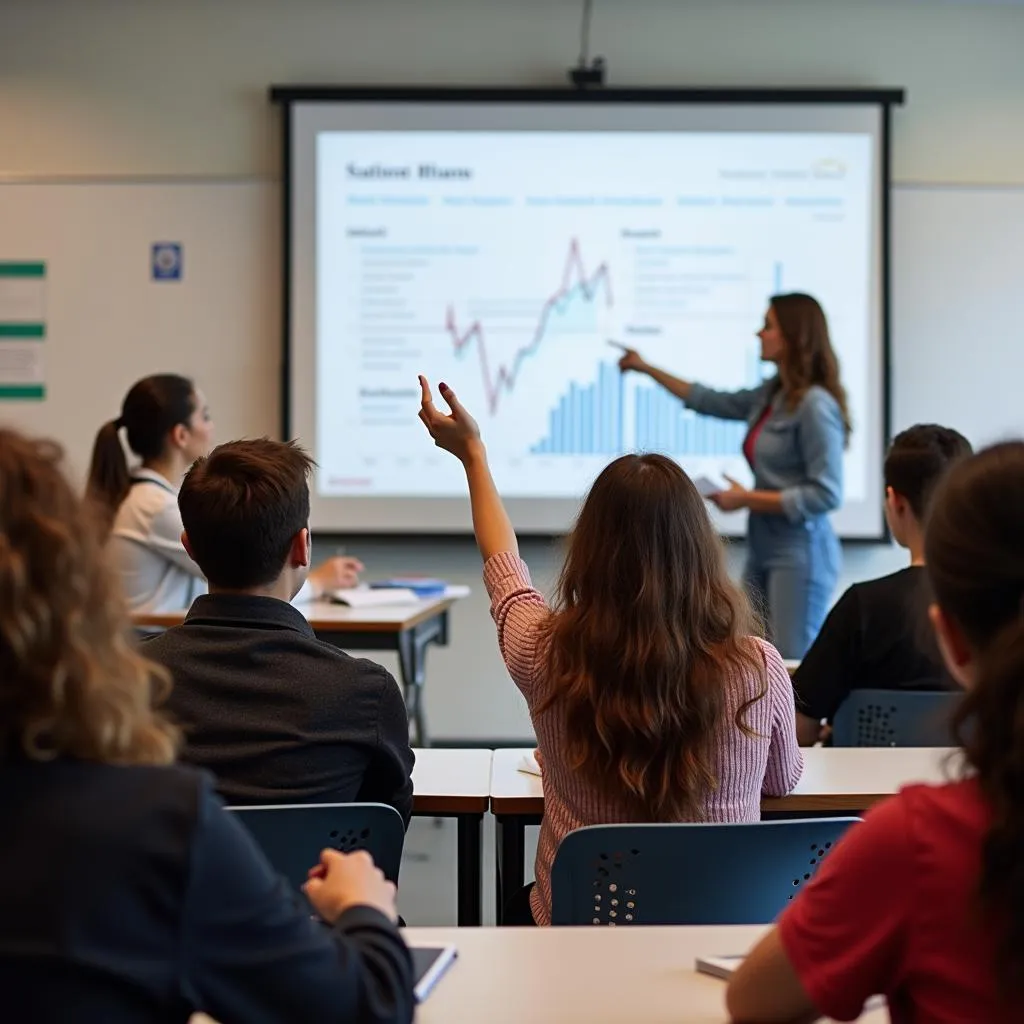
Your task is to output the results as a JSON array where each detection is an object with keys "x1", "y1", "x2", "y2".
[{"x1": 444, "y1": 238, "x2": 613, "y2": 415}]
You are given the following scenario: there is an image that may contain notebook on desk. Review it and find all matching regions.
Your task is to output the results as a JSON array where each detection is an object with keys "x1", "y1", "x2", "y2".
[
  {"x1": 330, "y1": 586, "x2": 420, "y2": 608},
  {"x1": 696, "y1": 957, "x2": 886, "y2": 1011}
]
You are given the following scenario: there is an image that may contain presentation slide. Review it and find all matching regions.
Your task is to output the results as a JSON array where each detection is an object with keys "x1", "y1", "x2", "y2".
[{"x1": 289, "y1": 100, "x2": 886, "y2": 536}]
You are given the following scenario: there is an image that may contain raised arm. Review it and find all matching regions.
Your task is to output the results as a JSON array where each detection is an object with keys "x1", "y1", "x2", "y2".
[
  {"x1": 417, "y1": 377, "x2": 549, "y2": 700},
  {"x1": 417, "y1": 376, "x2": 517, "y2": 561}
]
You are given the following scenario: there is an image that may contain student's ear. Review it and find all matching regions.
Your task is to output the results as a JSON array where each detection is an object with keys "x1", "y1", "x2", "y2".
[
  {"x1": 929, "y1": 602, "x2": 973, "y2": 689},
  {"x1": 181, "y1": 531, "x2": 198, "y2": 565},
  {"x1": 168, "y1": 422, "x2": 189, "y2": 451},
  {"x1": 287, "y1": 527, "x2": 312, "y2": 569}
]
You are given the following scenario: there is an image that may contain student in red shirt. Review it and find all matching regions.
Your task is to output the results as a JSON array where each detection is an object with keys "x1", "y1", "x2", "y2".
[{"x1": 727, "y1": 440, "x2": 1024, "y2": 1023}]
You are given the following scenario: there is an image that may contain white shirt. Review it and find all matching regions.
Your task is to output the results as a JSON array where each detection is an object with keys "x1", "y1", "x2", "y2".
[{"x1": 109, "y1": 468, "x2": 313, "y2": 614}]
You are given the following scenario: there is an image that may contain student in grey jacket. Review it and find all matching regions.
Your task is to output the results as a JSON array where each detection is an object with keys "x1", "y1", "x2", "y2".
[{"x1": 619, "y1": 293, "x2": 849, "y2": 658}]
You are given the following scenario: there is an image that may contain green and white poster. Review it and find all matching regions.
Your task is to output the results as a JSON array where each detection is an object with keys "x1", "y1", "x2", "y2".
[{"x1": 0, "y1": 261, "x2": 46, "y2": 400}]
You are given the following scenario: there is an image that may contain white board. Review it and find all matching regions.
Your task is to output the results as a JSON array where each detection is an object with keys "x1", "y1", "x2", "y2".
[{"x1": 0, "y1": 181, "x2": 280, "y2": 482}]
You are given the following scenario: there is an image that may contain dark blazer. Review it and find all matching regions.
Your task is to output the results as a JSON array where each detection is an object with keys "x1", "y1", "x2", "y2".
[
  {"x1": 145, "y1": 594, "x2": 415, "y2": 822},
  {"x1": 0, "y1": 758, "x2": 413, "y2": 1023}
]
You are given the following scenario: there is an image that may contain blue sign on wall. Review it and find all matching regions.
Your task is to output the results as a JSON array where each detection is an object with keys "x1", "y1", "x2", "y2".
[{"x1": 151, "y1": 242, "x2": 183, "y2": 281}]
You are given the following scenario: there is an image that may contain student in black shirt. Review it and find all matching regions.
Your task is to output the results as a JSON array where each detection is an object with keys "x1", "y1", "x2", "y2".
[
  {"x1": 145, "y1": 439, "x2": 414, "y2": 819},
  {"x1": 793, "y1": 424, "x2": 972, "y2": 744},
  {"x1": 0, "y1": 429, "x2": 413, "y2": 1023}
]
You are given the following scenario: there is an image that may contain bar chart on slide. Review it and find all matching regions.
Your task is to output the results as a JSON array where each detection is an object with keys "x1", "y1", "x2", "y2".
[
  {"x1": 531, "y1": 362, "x2": 623, "y2": 455},
  {"x1": 634, "y1": 386, "x2": 746, "y2": 456}
]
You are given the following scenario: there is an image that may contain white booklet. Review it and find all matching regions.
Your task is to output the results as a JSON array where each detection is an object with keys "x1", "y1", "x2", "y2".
[
  {"x1": 692, "y1": 474, "x2": 727, "y2": 498},
  {"x1": 695, "y1": 955, "x2": 745, "y2": 980},
  {"x1": 330, "y1": 586, "x2": 420, "y2": 608},
  {"x1": 697, "y1": 957, "x2": 887, "y2": 1012}
]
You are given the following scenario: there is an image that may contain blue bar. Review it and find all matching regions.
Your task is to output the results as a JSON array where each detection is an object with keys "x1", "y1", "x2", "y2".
[{"x1": 583, "y1": 388, "x2": 593, "y2": 454}]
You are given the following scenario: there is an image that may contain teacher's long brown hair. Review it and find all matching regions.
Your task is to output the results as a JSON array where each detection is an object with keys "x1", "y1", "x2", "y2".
[
  {"x1": 927, "y1": 441, "x2": 1024, "y2": 992},
  {"x1": 772, "y1": 293, "x2": 852, "y2": 439},
  {"x1": 538, "y1": 454, "x2": 766, "y2": 821}
]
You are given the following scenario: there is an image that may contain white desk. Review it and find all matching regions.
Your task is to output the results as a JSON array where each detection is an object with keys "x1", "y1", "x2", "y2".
[
  {"x1": 762, "y1": 745, "x2": 956, "y2": 813},
  {"x1": 489, "y1": 746, "x2": 956, "y2": 918},
  {"x1": 410, "y1": 749, "x2": 493, "y2": 927},
  {"x1": 404, "y1": 925, "x2": 887, "y2": 1023},
  {"x1": 132, "y1": 593, "x2": 466, "y2": 746}
]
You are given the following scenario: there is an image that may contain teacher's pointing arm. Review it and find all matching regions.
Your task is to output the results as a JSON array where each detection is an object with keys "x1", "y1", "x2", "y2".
[{"x1": 617, "y1": 347, "x2": 767, "y2": 422}]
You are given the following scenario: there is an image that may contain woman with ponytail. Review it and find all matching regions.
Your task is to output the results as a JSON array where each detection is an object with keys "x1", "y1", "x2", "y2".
[
  {"x1": 728, "y1": 441, "x2": 1024, "y2": 1022},
  {"x1": 87, "y1": 375, "x2": 215, "y2": 614},
  {"x1": 88, "y1": 375, "x2": 362, "y2": 614}
]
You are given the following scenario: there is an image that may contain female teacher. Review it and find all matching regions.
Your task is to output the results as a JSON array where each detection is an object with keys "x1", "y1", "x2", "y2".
[{"x1": 618, "y1": 293, "x2": 849, "y2": 659}]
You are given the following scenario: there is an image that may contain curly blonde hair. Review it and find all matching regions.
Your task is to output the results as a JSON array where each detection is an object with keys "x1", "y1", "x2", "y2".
[{"x1": 0, "y1": 429, "x2": 176, "y2": 764}]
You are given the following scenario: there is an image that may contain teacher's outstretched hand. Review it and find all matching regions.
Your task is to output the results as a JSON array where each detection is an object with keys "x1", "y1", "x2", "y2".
[{"x1": 418, "y1": 376, "x2": 482, "y2": 462}]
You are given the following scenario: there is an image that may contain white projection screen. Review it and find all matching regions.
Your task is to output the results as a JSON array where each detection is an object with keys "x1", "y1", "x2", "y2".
[{"x1": 276, "y1": 88, "x2": 899, "y2": 537}]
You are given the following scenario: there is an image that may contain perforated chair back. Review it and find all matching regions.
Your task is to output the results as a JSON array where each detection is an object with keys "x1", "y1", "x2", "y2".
[
  {"x1": 227, "y1": 802, "x2": 405, "y2": 888},
  {"x1": 832, "y1": 688, "x2": 960, "y2": 747},
  {"x1": 550, "y1": 818, "x2": 859, "y2": 926}
]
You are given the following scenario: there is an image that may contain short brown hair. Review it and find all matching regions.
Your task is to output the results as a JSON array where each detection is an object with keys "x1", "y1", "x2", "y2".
[
  {"x1": 884, "y1": 424, "x2": 972, "y2": 520},
  {"x1": 178, "y1": 438, "x2": 314, "y2": 589},
  {"x1": 0, "y1": 429, "x2": 176, "y2": 764}
]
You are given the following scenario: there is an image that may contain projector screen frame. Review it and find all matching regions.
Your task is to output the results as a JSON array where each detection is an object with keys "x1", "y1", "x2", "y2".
[{"x1": 270, "y1": 86, "x2": 905, "y2": 541}]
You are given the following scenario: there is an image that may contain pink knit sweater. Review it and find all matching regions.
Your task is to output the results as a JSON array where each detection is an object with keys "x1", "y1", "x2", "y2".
[{"x1": 484, "y1": 551, "x2": 804, "y2": 926}]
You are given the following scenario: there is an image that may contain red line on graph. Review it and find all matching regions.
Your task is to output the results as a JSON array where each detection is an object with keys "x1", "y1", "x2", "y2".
[{"x1": 444, "y1": 238, "x2": 613, "y2": 415}]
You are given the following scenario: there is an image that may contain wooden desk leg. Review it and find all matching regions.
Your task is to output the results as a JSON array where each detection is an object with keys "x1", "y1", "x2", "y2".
[
  {"x1": 495, "y1": 814, "x2": 526, "y2": 926},
  {"x1": 456, "y1": 814, "x2": 483, "y2": 927}
]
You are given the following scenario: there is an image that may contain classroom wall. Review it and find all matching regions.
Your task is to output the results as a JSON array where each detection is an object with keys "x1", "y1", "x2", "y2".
[{"x1": 2, "y1": 0, "x2": 1022, "y2": 741}]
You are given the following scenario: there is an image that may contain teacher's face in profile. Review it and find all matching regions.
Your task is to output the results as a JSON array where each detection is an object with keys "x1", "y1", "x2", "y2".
[{"x1": 757, "y1": 305, "x2": 786, "y2": 364}]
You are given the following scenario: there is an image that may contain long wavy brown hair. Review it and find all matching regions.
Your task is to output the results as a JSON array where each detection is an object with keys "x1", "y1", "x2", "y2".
[
  {"x1": 537, "y1": 454, "x2": 766, "y2": 821},
  {"x1": 926, "y1": 441, "x2": 1024, "y2": 992},
  {"x1": 0, "y1": 429, "x2": 176, "y2": 764},
  {"x1": 772, "y1": 293, "x2": 852, "y2": 439}
]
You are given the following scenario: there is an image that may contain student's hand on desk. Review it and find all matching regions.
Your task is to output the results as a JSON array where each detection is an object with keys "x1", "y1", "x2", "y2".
[
  {"x1": 418, "y1": 375, "x2": 483, "y2": 463},
  {"x1": 708, "y1": 475, "x2": 750, "y2": 513},
  {"x1": 303, "y1": 849, "x2": 398, "y2": 924},
  {"x1": 308, "y1": 556, "x2": 364, "y2": 597}
]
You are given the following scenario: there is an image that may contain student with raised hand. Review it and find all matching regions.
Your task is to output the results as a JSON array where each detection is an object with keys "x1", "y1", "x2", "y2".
[
  {"x1": 0, "y1": 428, "x2": 414, "y2": 1024},
  {"x1": 417, "y1": 376, "x2": 803, "y2": 926},
  {"x1": 793, "y1": 424, "x2": 972, "y2": 745},
  {"x1": 87, "y1": 373, "x2": 363, "y2": 614},
  {"x1": 728, "y1": 441, "x2": 1024, "y2": 1022},
  {"x1": 144, "y1": 438, "x2": 414, "y2": 818}
]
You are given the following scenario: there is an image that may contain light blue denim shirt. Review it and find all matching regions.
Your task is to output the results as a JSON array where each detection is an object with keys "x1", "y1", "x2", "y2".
[{"x1": 686, "y1": 379, "x2": 845, "y2": 525}]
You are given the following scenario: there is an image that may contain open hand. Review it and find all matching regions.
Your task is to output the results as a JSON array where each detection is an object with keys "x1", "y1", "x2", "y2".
[
  {"x1": 308, "y1": 556, "x2": 364, "y2": 597},
  {"x1": 418, "y1": 376, "x2": 483, "y2": 463},
  {"x1": 303, "y1": 849, "x2": 398, "y2": 924},
  {"x1": 708, "y1": 475, "x2": 750, "y2": 513}
]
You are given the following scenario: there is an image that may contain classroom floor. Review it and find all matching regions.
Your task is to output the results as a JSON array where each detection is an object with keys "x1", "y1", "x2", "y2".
[{"x1": 397, "y1": 816, "x2": 539, "y2": 927}]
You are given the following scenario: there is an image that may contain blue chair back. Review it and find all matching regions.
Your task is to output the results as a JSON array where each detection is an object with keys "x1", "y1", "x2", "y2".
[
  {"x1": 550, "y1": 818, "x2": 858, "y2": 926},
  {"x1": 227, "y1": 802, "x2": 405, "y2": 889},
  {"x1": 832, "y1": 688, "x2": 960, "y2": 747}
]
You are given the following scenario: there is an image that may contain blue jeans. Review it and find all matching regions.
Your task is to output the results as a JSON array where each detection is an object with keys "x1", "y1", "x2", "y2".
[{"x1": 744, "y1": 513, "x2": 841, "y2": 660}]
